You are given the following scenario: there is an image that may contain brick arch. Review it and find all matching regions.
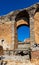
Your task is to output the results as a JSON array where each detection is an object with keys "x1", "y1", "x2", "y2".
[
  {"x1": 34, "y1": 8, "x2": 39, "y2": 44},
  {"x1": 15, "y1": 10, "x2": 30, "y2": 28},
  {"x1": 17, "y1": 24, "x2": 29, "y2": 29}
]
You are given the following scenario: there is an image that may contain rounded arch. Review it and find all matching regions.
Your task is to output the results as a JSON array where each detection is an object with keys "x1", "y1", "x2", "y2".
[
  {"x1": 15, "y1": 10, "x2": 30, "y2": 28},
  {"x1": 17, "y1": 24, "x2": 29, "y2": 29}
]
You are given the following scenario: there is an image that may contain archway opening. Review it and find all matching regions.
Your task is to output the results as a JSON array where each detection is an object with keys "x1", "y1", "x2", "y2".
[
  {"x1": 15, "y1": 10, "x2": 30, "y2": 42},
  {"x1": 17, "y1": 25, "x2": 30, "y2": 42}
]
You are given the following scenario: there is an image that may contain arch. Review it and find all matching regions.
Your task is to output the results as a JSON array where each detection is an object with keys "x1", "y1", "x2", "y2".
[
  {"x1": 15, "y1": 10, "x2": 30, "y2": 28},
  {"x1": 16, "y1": 10, "x2": 30, "y2": 42},
  {"x1": 17, "y1": 24, "x2": 29, "y2": 29}
]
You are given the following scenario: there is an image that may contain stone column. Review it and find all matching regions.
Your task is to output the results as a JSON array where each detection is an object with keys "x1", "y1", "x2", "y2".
[
  {"x1": 28, "y1": 9, "x2": 36, "y2": 49},
  {"x1": 30, "y1": 16, "x2": 35, "y2": 48},
  {"x1": 28, "y1": 8, "x2": 36, "y2": 49},
  {"x1": 11, "y1": 19, "x2": 18, "y2": 50}
]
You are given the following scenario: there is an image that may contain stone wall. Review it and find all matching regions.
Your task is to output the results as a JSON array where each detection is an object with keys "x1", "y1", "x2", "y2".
[
  {"x1": 31, "y1": 51, "x2": 39, "y2": 59},
  {"x1": 0, "y1": 22, "x2": 12, "y2": 50},
  {"x1": 0, "y1": 3, "x2": 39, "y2": 58},
  {"x1": 34, "y1": 12, "x2": 39, "y2": 44},
  {"x1": 0, "y1": 20, "x2": 18, "y2": 50}
]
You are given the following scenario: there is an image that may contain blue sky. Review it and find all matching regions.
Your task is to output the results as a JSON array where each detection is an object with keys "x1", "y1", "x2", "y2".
[
  {"x1": 0, "y1": 0, "x2": 39, "y2": 41},
  {"x1": 0, "y1": 0, "x2": 39, "y2": 16},
  {"x1": 17, "y1": 26, "x2": 30, "y2": 42}
]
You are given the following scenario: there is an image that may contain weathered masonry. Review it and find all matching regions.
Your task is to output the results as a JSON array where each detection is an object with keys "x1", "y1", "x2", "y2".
[{"x1": 0, "y1": 3, "x2": 39, "y2": 59}]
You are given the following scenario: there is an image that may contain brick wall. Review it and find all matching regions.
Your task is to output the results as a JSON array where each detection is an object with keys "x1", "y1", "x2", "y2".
[
  {"x1": 31, "y1": 51, "x2": 39, "y2": 59},
  {"x1": 0, "y1": 22, "x2": 12, "y2": 50}
]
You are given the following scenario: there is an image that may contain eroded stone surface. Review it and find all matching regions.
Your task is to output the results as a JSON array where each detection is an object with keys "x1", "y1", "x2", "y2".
[{"x1": 34, "y1": 12, "x2": 39, "y2": 44}]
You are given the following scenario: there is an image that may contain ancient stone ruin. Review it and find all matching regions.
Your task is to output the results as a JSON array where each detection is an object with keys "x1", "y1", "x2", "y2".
[{"x1": 0, "y1": 3, "x2": 39, "y2": 59}]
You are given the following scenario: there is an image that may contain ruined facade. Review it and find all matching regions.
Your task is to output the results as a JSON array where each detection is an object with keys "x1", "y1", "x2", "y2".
[{"x1": 0, "y1": 3, "x2": 39, "y2": 59}]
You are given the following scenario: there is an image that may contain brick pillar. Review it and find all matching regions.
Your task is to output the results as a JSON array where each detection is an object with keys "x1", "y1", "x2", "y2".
[
  {"x1": 28, "y1": 9, "x2": 36, "y2": 48},
  {"x1": 11, "y1": 20, "x2": 18, "y2": 50},
  {"x1": 30, "y1": 17, "x2": 35, "y2": 48}
]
